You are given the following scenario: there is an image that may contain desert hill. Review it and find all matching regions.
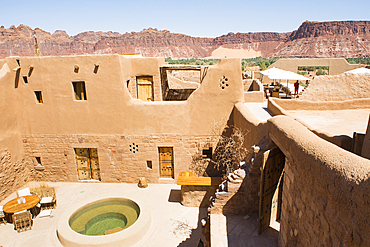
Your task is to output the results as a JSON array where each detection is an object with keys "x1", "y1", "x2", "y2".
[{"x1": 0, "y1": 21, "x2": 369, "y2": 59}]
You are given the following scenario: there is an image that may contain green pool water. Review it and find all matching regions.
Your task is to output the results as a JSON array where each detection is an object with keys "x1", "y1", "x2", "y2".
[{"x1": 69, "y1": 199, "x2": 140, "y2": 236}]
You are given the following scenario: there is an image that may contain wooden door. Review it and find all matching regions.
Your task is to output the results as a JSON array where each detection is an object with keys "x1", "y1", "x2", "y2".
[
  {"x1": 75, "y1": 148, "x2": 101, "y2": 181},
  {"x1": 258, "y1": 147, "x2": 285, "y2": 234},
  {"x1": 159, "y1": 147, "x2": 174, "y2": 178},
  {"x1": 137, "y1": 76, "x2": 154, "y2": 101},
  {"x1": 90, "y1": 148, "x2": 101, "y2": 180}
]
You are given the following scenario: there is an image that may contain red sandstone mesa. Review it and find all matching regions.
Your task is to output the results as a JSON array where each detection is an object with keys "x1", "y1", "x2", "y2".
[{"x1": 0, "y1": 21, "x2": 370, "y2": 59}]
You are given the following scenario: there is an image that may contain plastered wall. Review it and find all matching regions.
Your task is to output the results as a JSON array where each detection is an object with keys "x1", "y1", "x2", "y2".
[
  {"x1": 229, "y1": 103, "x2": 370, "y2": 246},
  {"x1": 0, "y1": 55, "x2": 243, "y2": 200},
  {"x1": 268, "y1": 116, "x2": 370, "y2": 247}
]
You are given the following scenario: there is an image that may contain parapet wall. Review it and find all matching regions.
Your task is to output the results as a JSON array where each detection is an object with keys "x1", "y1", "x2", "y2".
[
  {"x1": 299, "y1": 73, "x2": 370, "y2": 101},
  {"x1": 267, "y1": 97, "x2": 370, "y2": 150},
  {"x1": 268, "y1": 116, "x2": 370, "y2": 246}
]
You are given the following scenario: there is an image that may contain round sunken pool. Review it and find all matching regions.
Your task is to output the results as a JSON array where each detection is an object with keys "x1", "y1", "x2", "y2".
[
  {"x1": 69, "y1": 199, "x2": 139, "y2": 236},
  {"x1": 57, "y1": 197, "x2": 152, "y2": 247}
]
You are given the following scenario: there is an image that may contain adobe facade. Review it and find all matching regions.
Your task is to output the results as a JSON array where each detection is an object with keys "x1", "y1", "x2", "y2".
[
  {"x1": 0, "y1": 55, "x2": 243, "y2": 199},
  {"x1": 1, "y1": 54, "x2": 370, "y2": 246}
]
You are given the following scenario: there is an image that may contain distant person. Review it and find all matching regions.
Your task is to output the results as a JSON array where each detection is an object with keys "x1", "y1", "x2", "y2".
[{"x1": 294, "y1": 80, "x2": 299, "y2": 95}]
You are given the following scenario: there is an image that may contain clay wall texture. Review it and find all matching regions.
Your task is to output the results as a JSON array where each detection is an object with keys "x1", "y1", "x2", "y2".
[
  {"x1": 23, "y1": 133, "x2": 215, "y2": 183},
  {"x1": 0, "y1": 55, "x2": 243, "y2": 201},
  {"x1": 268, "y1": 116, "x2": 370, "y2": 247},
  {"x1": 300, "y1": 73, "x2": 370, "y2": 101}
]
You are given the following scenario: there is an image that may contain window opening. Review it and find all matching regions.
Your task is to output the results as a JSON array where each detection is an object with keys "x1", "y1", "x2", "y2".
[
  {"x1": 34, "y1": 91, "x2": 43, "y2": 103},
  {"x1": 129, "y1": 143, "x2": 139, "y2": 154},
  {"x1": 23, "y1": 76, "x2": 28, "y2": 83},
  {"x1": 72, "y1": 81, "x2": 87, "y2": 100},
  {"x1": 147, "y1": 161, "x2": 152, "y2": 169},
  {"x1": 16, "y1": 59, "x2": 20, "y2": 66},
  {"x1": 202, "y1": 147, "x2": 212, "y2": 159},
  {"x1": 297, "y1": 66, "x2": 329, "y2": 76},
  {"x1": 35, "y1": 157, "x2": 42, "y2": 165},
  {"x1": 94, "y1": 63, "x2": 99, "y2": 74},
  {"x1": 160, "y1": 65, "x2": 206, "y2": 101},
  {"x1": 28, "y1": 66, "x2": 34, "y2": 77},
  {"x1": 74, "y1": 148, "x2": 101, "y2": 181}
]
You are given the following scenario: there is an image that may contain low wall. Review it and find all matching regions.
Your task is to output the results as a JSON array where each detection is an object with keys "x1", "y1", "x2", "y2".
[
  {"x1": 269, "y1": 98, "x2": 370, "y2": 111},
  {"x1": 232, "y1": 103, "x2": 267, "y2": 151},
  {"x1": 226, "y1": 103, "x2": 269, "y2": 214},
  {"x1": 268, "y1": 116, "x2": 370, "y2": 246},
  {"x1": 180, "y1": 185, "x2": 218, "y2": 207},
  {"x1": 244, "y1": 91, "x2": 264, "y2": 103},
  {"x1": 267, "y1": 98, "x2": 361, "y2": 151}
]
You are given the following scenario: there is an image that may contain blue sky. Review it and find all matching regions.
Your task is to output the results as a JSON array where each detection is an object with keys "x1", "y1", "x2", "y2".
[{"x1": 1, "y1": 0, "x2": 369, "y2": 37}]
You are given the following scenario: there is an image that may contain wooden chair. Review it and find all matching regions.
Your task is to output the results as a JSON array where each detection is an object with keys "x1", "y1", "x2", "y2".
[
  {"x1": 40, "y1": 187, "x2": 57, "y2": 210},
  {"x1": 12, "y1": 211, "x2": 32, "y2": 232},
  {"x1": 0, "y1": 206, "x2": 6, "y2": 225}
]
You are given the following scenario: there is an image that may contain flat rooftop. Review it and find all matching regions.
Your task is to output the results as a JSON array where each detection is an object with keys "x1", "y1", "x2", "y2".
[{"x1": 286, "y1": 109, "x2": 370, "y2": 137}]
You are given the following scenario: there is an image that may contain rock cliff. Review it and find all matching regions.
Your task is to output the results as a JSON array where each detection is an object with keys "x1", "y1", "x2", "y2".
[{"x1": 0, "y1": 21, "x2": 369, "y2": 59}]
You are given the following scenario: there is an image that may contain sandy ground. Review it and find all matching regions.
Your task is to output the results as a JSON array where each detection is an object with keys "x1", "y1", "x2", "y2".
[
  {"x1": 0, "y1": 182, "x2": 205, "y2": 247},
  {"x1": 286, "y1": 109, "x2": 370, "y2": 137}
]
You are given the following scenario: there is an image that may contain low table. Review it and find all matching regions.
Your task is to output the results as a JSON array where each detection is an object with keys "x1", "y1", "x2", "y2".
[{"x1": 3, "y1": 195, "x2": 40, "y2": 214}]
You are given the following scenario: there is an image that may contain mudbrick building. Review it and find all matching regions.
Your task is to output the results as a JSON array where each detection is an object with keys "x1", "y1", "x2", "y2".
[{"x1": 1, "y1": 54, "x2": 370, "y2": 246}]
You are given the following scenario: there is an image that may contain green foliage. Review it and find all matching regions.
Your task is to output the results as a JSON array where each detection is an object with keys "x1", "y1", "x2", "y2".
[
  {"x1": 298, "y1": 66, "x2": 329, "y2": 71},
  {"x1": 297, "y1": 71, "x2": 308, "y2": 75},
  {"x1": 346, "y1": 57, "x2": 370, "y2": 65},
  {"x1": 242, "y1": 57, "x2": 280, "y2": 70},
  {"x1": 165, "y1": 57, "x2": 219, "y2": 65},
  {"x1": 165, "y1": 57, "x2": 281, "y2": 71},
  {"x1": 316, "y1": 68, "x2": 326, "y2": 76}
]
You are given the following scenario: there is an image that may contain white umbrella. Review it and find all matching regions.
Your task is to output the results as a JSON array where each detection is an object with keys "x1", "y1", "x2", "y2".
[
  {"x1": 261, "y1": 68, "x2": 310, "y2": 97},
  {"x1": 344, "y1": 67, "x2": 370, "y2": 74}
]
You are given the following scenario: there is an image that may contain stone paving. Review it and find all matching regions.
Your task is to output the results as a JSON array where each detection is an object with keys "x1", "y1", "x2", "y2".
[{"x1": 211, "y1": 214, "x2": 279, "y2": 247}]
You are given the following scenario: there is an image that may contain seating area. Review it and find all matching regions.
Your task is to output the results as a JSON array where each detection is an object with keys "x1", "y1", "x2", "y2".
[
  {"x1": 0, "y1": 186, "x2": 57, "y2": 232},
  {"x1": 12, "y1": 211, "x2": 32, "y2": 233},
  {"x1": 39, "y1": 187, "x2": 57, "y2": 210},
  {"x1": 0, "y1": 206, "x2": 6, "y2": 225}
]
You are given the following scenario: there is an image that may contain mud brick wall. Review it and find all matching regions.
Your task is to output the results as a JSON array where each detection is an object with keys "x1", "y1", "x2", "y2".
[
  {"x1": 268, "y1": 116, "x2": 370, "y2": 247},
  {"x1": 0, "y1": 150, "x2": 30, "y2": 202},
  {"x1": 22, "y1": 134, "x2": 216, "y2": 183}
]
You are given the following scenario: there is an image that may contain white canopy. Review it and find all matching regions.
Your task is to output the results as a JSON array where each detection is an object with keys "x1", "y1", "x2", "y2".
[
  {"x1": 261, "y1": 67, "x2": 310, "y2": 81},
  {"x1": 344, "y1": 67, "x2": 370, "y2": 74}
]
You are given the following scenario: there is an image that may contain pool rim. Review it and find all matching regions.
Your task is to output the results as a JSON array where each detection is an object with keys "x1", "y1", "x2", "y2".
[{"x1": 57, "y1": 196, "x2": 152, "y2": 247}]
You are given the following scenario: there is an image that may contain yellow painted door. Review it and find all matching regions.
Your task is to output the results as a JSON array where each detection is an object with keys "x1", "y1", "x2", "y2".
[
  {"x1": 159, "y1": 147, "x2": 174, "y2": 178},
  {"x1": 137, "y1": 76, "x2": 153, "y2": 101}
]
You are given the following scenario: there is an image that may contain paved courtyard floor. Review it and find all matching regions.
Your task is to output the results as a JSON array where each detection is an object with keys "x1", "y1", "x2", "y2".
[{"x1": 0, "y1": 182, "x2": 205, "y2": 247}]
